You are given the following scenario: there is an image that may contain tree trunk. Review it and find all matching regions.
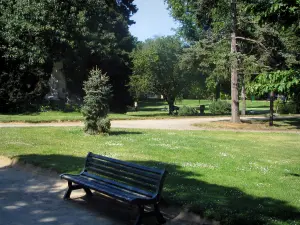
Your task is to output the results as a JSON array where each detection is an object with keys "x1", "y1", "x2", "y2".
[
  {"x1": 166, "y1": 96, "x2": 175, "y2": 115},
  {"x1": 241, "y1": 75, "x2": 246, "y2": 116},
  {"x1": 168, "y1": 101, "x2": 175, "y2": 115},
  {"x1": 216, "y1": 82, "x2": 221, "y2": 100},
  {"x1": 230, "y1": 0, "x2": 240, "y2": 123},
  {"x1": 269, "y1": 91, "x2": 274, "y2": 126}
]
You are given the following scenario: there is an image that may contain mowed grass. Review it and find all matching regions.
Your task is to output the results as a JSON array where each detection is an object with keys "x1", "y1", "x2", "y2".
[
  {"x1": 194, "y1": 118, "x2": 300, "y2": 130},
  {"x1": 0, "y1": 127, "x2": 299, "y2": 225},
  {"x1": 0, "y1": 99, "x2": 270, "y2": 123}
]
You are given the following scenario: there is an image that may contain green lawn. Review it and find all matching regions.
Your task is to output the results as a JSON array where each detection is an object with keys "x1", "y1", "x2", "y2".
[
  {"x1": 0, "y1": 127, "x2": 299, "y2": 225},
  {"x1": 0, "y1": 99, "x2": 270, "y2": 123}
]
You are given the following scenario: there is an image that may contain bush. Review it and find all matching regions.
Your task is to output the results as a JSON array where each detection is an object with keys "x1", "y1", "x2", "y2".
[
  {"x1": 82, "y1": 68, "x2": 112, "y2": 135},
  {"x1": 97, "y1": 117, "x2": 111, "y2": 133},
  {"x1": 178, "y1": 106, "x2": 198, "y2": 116},
  {"x1": 209, "y1": 101, "x2": 231, "y2": 115},
  {"x1": 275, "y1": 100, "x2": 297, "y2": 114}
]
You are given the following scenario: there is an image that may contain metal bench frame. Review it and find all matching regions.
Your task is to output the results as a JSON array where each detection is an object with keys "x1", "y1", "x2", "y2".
[{"x1": 60, "y1": 152, "x2": 167, "y2": 225}]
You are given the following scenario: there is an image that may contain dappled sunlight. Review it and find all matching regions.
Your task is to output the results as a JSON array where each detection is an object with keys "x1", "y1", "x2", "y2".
[{"x1": 0, "y1": 163, "x2": 128, "y2": 225}]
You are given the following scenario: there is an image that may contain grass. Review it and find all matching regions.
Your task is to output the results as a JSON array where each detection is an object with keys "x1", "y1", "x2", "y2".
[
  {"x1": 0, "y1": 127, "x2": 299, "y2": 225},
  {"x1": 194, "y1": 118, "x2": 300, "y2": 131},
  {"x1": 0, "y1": 99, "x2": 270, "y2": 123}
]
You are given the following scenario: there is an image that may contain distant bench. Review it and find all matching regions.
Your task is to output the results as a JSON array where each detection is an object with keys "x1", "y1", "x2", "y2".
[{"x1": 60, "y1": 152, "x2": 167, "y2": 225}]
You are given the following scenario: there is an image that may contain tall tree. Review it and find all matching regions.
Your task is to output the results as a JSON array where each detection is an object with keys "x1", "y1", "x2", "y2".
[
  {"x1": 166, "y1": 0, "x2": 300, "y2": 121},
  {"x1": 0, "y1": 0, "x2": 137, "y2": 113},
  {"x1": 166, "y1": 0, "x2": 243, "y2": 122},
  {"x1": 130, "y1": 36, "x2": 185, "y2": 114}
]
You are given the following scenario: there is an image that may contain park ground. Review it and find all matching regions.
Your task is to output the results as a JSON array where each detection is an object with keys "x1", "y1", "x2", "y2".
[{"x1": 0, "y1": 99, "x2": 300, "y2": 225}]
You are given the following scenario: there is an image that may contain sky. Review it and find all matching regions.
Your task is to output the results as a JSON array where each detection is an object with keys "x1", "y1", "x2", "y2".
[{"x1": 129, "y1": 0, "x2": 179, "y2": 41}]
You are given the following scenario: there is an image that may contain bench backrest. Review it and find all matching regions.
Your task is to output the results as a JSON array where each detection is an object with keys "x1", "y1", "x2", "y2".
[{"x1": 82, "y1": 152, "x2": 167, "y2": 198}]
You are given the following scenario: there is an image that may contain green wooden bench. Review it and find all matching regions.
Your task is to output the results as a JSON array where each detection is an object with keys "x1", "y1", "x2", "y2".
[{"x1": 60, "y1": 152, "x2": 167, "y2": 225}]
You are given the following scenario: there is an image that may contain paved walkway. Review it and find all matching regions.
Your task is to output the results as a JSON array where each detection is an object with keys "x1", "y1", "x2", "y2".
[
  {"x1": 1, "y1": 116, "x2": 299, "y2": 132},
  {"x1": 0, "y1": 157, "x2": 127, "y2": 225}
]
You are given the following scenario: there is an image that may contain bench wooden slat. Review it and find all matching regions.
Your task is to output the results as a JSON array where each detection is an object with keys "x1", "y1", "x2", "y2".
[
  {"x1": 87, "y1": 157, "x2": 161, "y2": 180},
  {"x1": 86, "y1": 160, "x2": 159, "y2": 186},
  {"x1": 86, "y1": 165, "x2": 157, "y2": 191},
  {"x1": 89, "y1": 153, "x2": 163, "y2": 175},
  {"x1": 62, "y1": 174, "x2": 146, "y2": 202},
  {"x1": 81, "y1": 172, "x2": 154, "y2": 198}
]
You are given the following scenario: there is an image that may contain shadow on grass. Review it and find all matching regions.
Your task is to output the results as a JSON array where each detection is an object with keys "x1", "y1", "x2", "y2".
[
  {"x1": 109, "y1": 131, "x2": 143, "y2": 136},
  {"x1": 14, "y1": 154, "x2": 300, "y2": 225},
  {"x1": 288, "y1": 173, "x2": 300, "y2": 177},
  {"x1": 246, "y1": 110, "x2": 269, "y2": 115},
  {"x1": 247, "y1": 105, "x2": 270, "y2": 109}
]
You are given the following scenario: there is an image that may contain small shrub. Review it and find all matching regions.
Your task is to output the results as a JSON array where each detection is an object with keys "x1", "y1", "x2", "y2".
[
  {"x1": 82, "y1": 68, "x2": 112, "y2": 135},
  {"x1": 178, "y1": 106, "x2": 198, "y2": 116},
  {"x1": 285, "y1": 103, "x2": 297, "y2": 114},
  {"x1": 64, "y1": 103, "x2": 81, "y2": 112},
  {"x1": 275, "y1": 100, "x2": 297, "y2": 114},
  {"x1": 209, "y1": 101, "x2": 231, "y2": 115},
  {"x1": 97, "y1": 117, "x2": 111, "y2": 133}
]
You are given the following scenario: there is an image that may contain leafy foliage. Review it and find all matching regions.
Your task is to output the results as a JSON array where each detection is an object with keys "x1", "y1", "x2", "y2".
[
  {"x1": 0, "y1": 0, "x2": 136, "y2": 113},
  {"x1": 209, "y1": 101, "x2": 231, "y2": 115},
  {"x1": 250, "y1": 70, "x2": 300, "y2": 113},
  {"x1": 130, "y1": 36, "x2": 185, "y2": 114},
  {"x1": 82, "y1": 68, "x2": 112, "y2": 135},
  {"x1": 250, "y1": 70, "x2": 300, "y2": 94},
  {"x1": 178, "y1": 106, "x2": 198, "y2": 116},
  {"x1": 274, "y1": 99, "x2": 297, "y2": 114}
]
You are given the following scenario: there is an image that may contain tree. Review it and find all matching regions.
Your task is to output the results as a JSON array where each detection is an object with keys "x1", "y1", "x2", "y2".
[
  {"x1": 248, "y1": 0, "x2": 300, "y2": 29},
  {"x1": 166, "y1": 0, "x2": 300, "y2": 121},
  {"x1": 82, "y1": 68, "x2": 112, "y2": 135},
  {"x1": 179, "y1": 38, "x2": 231, "y2": 100},
  {"x1": 0, "y1": 0, "x2": 136, "y2": 113},
  {"x1": 130, "y1": 36, "x2": 185, "y2": 114},
  {"x1": 250, "y1": 70, "x2": 300, "y2": 118},
  {"x1": 165, "y1": 0, "x2": 243, "y2": 122}
]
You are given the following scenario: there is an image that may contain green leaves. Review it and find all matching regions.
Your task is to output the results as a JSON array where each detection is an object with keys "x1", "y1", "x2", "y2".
[
  {"x1": 0, "y1": 0, "x2": 136, "y2": 113},
  {"x1": 130, "y1": 36, "x2": 184, "y2": 103},
  {"x1": 250, "y1": 70, "x2": 300, "y2": 95}
]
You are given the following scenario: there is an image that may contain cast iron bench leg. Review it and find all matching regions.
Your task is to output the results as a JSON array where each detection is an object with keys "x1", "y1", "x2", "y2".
[
  {"x1": 154, "y1": 203, "x2": 166, "y2": 224},
  {"x1": 63, "y1": 181, "x2": 73, "y2": 199},
  {"x1": 134, "y1": 205, "x2": 144, "y2": 225},
  {"x1": 84, "y1": 188, "x2": 93, "y2": 197}
]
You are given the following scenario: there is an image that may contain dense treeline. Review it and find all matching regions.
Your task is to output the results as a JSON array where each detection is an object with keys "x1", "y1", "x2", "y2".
[{"x1": 0, "y1": 0, "x2": 136, "y2": 113}]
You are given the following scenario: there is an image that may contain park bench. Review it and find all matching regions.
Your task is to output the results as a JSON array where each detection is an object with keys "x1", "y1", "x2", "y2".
[{"x1": 60, "y1": 152, "x2": 167, "y2": 225}]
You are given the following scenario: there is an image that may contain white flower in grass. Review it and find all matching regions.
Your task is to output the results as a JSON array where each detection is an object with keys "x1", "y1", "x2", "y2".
[
  {"x1": 104, "y1": 141, "x2": 123, "y2": 146},
  {"x1": 181, "y1": 162, "x2": 217, "y2": 169}
]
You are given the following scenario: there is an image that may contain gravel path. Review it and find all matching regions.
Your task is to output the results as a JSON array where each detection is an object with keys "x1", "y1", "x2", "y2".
[{"x1": 0, "y1": 116, "x2": 299, "y2": 133}]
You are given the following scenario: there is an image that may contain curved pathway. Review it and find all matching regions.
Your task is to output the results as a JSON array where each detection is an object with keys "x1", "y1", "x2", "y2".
[{"x1": 0, "y1": 116, "x2": 299, "y2": 133}]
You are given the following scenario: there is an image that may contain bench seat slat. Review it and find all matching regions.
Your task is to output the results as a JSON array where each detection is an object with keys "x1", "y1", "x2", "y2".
[
  {"x1": 89, "y1": 153, "x2": 163, "y2": 175},
  {"x1": 61, "y1": 174, "x2": 153, "y2": 203},
  {"x1": 87, "y1": 158, "x2": 161, "y2": 180},
  {"x1": 81, "y1": 172, "x2": 154, "y2": 198},
  {"x1": 86, "y1": 161, "x2": 159, "y2": 186},
  {"x1": 86, "y1": 165, "x2": 157, "y2": 191}
]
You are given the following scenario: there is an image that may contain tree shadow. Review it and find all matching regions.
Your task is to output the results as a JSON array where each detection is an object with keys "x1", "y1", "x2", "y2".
[
  {"x1": 109, "y1": 130, "x2": 143, "y2": 136},
  {"x1": 246, "y1": 110, "x2": 269, "y2": 115},
  {"x1": 277, "y1": 118, "x2": 300, "y2": 129},
  {"x1": 288, "y1": 173, "x2": 300, "y2": 177},
  {"x1": 12, "y1": 154, "x2": 300, "y2": 225}
]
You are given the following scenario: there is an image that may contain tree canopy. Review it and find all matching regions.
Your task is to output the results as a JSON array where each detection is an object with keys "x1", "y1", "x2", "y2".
[
  {"x1": 0, "y1": 0, "x2": 137, "y2": 113},
  {"x1": 130, "y1": 36, "x2": 186, "y2": 114}
]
